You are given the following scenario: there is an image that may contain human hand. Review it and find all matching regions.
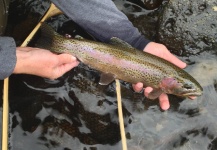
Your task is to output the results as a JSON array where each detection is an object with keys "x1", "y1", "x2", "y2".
[
  {"x1": 13, "y1": 47, "x2": 79, "y2": 79},
  {"x1": 132, "y1": 42, "x2": 187, "y2": 110}
]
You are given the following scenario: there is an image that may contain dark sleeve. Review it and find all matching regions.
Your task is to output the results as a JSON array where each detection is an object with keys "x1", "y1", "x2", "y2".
[
  {"x1": 51, "y1": 0, "x2": 150, "y2": 50},
  {"x1": 0, "y1": 37, "x2": 16, "y2": 80}
]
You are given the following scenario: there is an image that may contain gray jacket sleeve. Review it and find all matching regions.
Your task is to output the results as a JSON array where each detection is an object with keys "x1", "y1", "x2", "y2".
[
  {"x1": 0, "y1": 37, "x2": 16, "y2": 80},
  {"x1": 51, "y1": 0, "x2": 150, "y2": 50}
]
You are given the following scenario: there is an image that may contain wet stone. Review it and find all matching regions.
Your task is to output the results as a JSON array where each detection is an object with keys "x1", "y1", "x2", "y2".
[
  {"x1": 127, "y1": 14, "x2": 158, "y2": 40},
  {"x1": 114, "y1": 0, "x2": 168, "y2": 41},
  {"x1": 157, "y1": 0, "x2": 217, "y2": 56}
]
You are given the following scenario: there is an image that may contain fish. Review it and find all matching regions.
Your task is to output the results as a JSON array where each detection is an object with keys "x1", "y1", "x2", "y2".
[{"x1": 37, "y1": 23, "x2": 203, "y2": 99}]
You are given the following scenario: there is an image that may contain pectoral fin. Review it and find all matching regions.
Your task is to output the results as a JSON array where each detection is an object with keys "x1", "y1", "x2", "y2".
[
  {"x1": 147, "y1": 89, "x2": 163, "y2": 100},
  {"x1": 99, "y1": 73, "x2": 115, "y2": 85}
]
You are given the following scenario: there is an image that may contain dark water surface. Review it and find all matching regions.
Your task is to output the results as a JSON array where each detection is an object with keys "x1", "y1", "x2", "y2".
[{"x1": 3, "y1": 0, "x2": 217, "y2": 150}]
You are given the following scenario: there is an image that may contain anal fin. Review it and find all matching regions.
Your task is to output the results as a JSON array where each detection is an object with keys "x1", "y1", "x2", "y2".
[{"x1": 99, "y1": 73, "x2": 115, "y2": 85}]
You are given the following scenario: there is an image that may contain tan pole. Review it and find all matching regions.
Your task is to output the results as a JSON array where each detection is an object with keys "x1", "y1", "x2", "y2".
[
  {"x1": 115, "y1": 79, "x2": 128, "y2": 150},
  {"x1": 21, "y1": 4, "x2": 62, "y2": 47},
  {"x1": 2, "y1": 78, "x2": 9, "y2": 150},
  {"x1": 2, "y1": 3, "x2": 62, "y2": 150}
]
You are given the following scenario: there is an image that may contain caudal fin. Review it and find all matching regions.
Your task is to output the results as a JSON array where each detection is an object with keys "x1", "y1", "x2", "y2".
[{"x1": 36, "y1": 23, "x2": 61, "y2": 50}]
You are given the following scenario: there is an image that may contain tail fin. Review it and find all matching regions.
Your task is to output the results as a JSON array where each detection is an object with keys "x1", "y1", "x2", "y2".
[{"x1": 36, "y1": 23, "x2": 61, "y2": 50}]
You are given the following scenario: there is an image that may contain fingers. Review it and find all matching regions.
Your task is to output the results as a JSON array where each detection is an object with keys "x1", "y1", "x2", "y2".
[
  {"x1": 57, "y1": 53, "x2": 78, "y2": 64},
  {"x1": 56, "y1": 61, "x2": 79, "y2": 78},
  {"x1": 49, "y1": 61, "x2": 79, "y2": 80},
  {"x1": 66, "y1": 61, "x2": 79, "y2": 70},
  {"x1": 57, "y1": 53, "x2": 79, "y2": 73},
  {"x1": 159, "y1": 93, "x2": 170, "y2": 110},
  {"x1": 166, "y1": 53, "x2": 186, "y2": 69},
  {"x1": 133, "y1": 83, "x2": 153, "y2": 98},
  {"x1": 48, "y1": 54, "x2": 79, "y2": 79},
  {"x1": 132, "y1": 82, "x2": 143, "y2": 92},
  {"x1": 144, "y1": 87, "x2": 153, "y2": 97},
  {"x1": 144, "y1": 87, "x2": 170, "y2": 110},
  {"x1": 133, "y1": 83, "x2": 170, "y2": 110}
]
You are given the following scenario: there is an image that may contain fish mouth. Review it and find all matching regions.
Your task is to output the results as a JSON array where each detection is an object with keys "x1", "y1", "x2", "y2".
[
  {"x1": 175, "y1": 88, "x2": 203, "y2": 97},
  {"x1": 180, "y1": 91, "x2": 203, "y2": 97}
]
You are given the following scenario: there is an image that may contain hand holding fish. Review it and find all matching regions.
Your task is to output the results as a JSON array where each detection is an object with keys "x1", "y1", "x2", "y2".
[
  {"x1": 13, "y1": 47, "x2": 79, "y2": 79},
  {"x1": 133, "y1": 42, "x2": 187, "y2": 110}
]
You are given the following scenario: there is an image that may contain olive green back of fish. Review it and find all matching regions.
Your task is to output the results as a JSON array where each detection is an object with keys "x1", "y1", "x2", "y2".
[{"x1": 38, "y1": 23, "x2": 202, "y2": 97}]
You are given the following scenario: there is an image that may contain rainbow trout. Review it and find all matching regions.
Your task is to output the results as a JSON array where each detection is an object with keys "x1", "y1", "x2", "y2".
[{"x1": 38, "y1": 24, "x2": 203, "y2": 99}]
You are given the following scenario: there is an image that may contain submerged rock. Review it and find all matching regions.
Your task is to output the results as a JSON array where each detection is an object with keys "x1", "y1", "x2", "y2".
[{"x1": 157, "y1": 0, "x2": 217, "y2": 56}]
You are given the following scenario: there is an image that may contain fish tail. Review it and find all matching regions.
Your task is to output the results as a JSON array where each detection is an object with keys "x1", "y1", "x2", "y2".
[{"x1": 36, "y1": 23, "x2": 61, "y2": 50}]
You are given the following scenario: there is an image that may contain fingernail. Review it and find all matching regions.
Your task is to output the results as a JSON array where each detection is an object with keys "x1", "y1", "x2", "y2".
[
  {"x1": 162, "y1": 103, "x2": 170, "y2": 110},
  {"x1": 71, "y1": 56, "x2": 77, "y2": 61},
  {"x1": 183, "y1": 62, "x2": 187, "y2": 68},
  {"x1": 146, "y1": 87, "x2": 153, "y2": 93}
]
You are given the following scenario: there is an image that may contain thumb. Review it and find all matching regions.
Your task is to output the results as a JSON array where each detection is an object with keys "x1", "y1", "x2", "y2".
[
  {"x1": 57, "y1": 53, "x2": 78, "y2": 64},
  {"x1": 52, "y1": 54, "x2": 79, "y2": 79}
]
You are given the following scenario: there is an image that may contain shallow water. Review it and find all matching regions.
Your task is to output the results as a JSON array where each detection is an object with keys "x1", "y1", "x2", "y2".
[
  {"x1": 3, "y1": 0, "x2": 217, "y2": 150},
  {"x1": 7, "y1": 51, "x2": 217, "y2": 150}
]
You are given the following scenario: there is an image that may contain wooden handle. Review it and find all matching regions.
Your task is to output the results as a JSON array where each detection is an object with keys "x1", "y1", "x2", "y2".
[{"x1": 116, "y1": 79, "x2": 128, "y2": 150}]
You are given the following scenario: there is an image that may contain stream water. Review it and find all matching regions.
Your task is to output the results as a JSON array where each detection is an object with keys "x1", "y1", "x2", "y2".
[
  {"x1": 7, "y1": 52, "x2": 217, "y2": 150},
  {"x1": 2, "y1": 0, "x2": 217, "y2": 150}
]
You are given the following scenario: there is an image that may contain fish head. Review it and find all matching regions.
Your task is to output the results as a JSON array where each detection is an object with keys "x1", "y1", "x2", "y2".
[{"x1": 159, "y1": 77, "x2": 203, "y2": 98}]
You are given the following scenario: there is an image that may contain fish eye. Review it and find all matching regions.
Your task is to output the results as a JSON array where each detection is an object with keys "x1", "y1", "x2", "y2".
[{"x1": 183, "y1": 83, "x2": 193, "y2": 89}]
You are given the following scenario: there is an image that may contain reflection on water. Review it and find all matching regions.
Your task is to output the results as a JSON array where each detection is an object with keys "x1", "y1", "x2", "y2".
[{"x1": 8, "y1": 52, "x2": 217, "y2": 150}]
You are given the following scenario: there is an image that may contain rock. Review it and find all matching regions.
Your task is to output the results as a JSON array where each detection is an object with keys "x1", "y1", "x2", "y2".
[
  {"x1": 113, "y1": 0, "x2": 166, "y2": 41},
  {"x1": 128, "y1": 14, "x2": 158, "y2": 40},
  {"x1": 157, "y1": 0, "x2": 217, "y2": 56}
]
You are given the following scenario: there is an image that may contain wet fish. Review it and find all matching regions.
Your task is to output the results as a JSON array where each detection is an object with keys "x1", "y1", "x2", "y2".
[{"x1": 38, "y1": 24, "x2": 203, "y2": 99}]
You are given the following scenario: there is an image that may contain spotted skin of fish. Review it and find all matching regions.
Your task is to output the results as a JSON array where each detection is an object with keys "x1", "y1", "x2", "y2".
[{"x1": 38, "y1": 24, "x2": 203, "y2": 99}]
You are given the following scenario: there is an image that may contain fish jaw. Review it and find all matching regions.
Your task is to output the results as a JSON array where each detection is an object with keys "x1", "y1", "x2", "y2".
[{"x1": 159, "y1": 77, "x2": 203, "y2": 97}]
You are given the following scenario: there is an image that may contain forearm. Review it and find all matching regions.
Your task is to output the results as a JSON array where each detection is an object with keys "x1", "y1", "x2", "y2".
[
  {"x1": 51, "y1": 0, "x2": 150, "y2": 50},
  {"x1": 0, "y1": 36, "x2": 16, "y2": 80}
]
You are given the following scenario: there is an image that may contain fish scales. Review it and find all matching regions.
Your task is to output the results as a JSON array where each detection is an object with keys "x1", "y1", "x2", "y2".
[
  {"x1": 38, "y1": 24, "x2": 203, "y2": 98},
  {"x1": 52, "y1": 37, "x2": 167, "y2": 86}
]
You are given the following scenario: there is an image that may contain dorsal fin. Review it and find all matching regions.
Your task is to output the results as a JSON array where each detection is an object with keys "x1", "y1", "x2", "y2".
[{"x1": 109, "y1": 37, "x2": 134, "y2": 49}]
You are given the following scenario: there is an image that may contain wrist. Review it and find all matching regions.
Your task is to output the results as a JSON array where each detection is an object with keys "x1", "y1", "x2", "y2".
[{"x1": 143, "y1": 42, "x2": 156, "y2": 52}]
